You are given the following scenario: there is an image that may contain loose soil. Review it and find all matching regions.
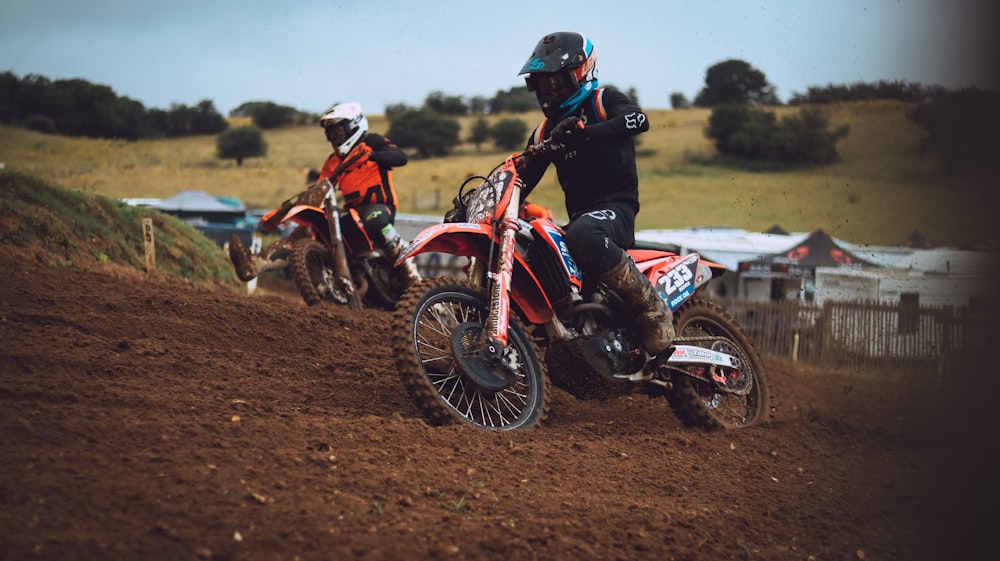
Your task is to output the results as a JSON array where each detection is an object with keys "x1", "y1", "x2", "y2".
[{"x1": 1, "y1": 246, "x2": 995, "y2": 561}]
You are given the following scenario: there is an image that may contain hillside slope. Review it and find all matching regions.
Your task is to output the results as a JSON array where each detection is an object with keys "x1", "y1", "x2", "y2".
[{"x1": 3, "y1": 102, "x2": 997, "y2": 247}]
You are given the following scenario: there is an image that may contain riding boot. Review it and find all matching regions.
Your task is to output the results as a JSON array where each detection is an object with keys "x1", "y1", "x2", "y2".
[
  {"x1": 383, "y1": 231, "x2": 423, "y2": 288},
  {"x1": 227, "y1": 235, "x2": 287, "y2": 282},
  {"x1": 599, "y1": 252, "x2": 675, "y2": 356},
  {"x1": 228, "y1": 235, "x2": 258, "y2": 282}
]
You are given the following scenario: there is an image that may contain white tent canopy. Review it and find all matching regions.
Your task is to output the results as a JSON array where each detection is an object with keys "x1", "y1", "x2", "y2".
[{"x1": 150, "y1": 190, "x2": 246, "y2": 213}]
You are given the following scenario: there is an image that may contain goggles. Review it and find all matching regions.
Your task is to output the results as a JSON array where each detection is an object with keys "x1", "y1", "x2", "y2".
[
  {"x1": 323, "y1": 121, "x2": 348, "y2": 144},
  {"x1": 524, "y1": 70, "x2": 578, "y2": 99}
]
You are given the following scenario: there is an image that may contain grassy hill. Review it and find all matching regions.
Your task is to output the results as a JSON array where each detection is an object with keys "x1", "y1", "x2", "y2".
[
  {"x1": 1, "y1": 102, "x2": 995, "y2": 248},
  {"x1": 0, "y1": 169, "x2": 241, "y2": 288}
]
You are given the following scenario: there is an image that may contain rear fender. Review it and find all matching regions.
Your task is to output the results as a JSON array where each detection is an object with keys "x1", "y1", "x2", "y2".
[{"x1": 402, "y1": 223, "x2": 554, "y2": 325}]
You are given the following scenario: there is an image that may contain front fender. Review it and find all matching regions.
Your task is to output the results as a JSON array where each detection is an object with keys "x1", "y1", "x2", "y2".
[
  {"x1": 402, "y1": 223, "x2": 554, "y2": 325},
  {"x1": 282, "y1": 205, "x2": 331, "y2": 245}
]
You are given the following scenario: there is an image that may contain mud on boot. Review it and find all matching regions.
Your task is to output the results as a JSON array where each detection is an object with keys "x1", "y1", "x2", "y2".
[
  {"x1": 228, "y1": 234, "x2": 258, "y2": 282},
  {"x1": 599, "y1": 252, "x2": 675, "y2": 356},
  {"x1": 383, "y1": 231, "x2": 423, "y2": 289}
]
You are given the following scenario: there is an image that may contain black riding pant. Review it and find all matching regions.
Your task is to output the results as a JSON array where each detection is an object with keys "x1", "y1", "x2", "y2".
[
  {"x1": 563, "y1": 201, "x2": 636, "y2": 276},
  {"x1": 350, "y1": 203, "x2": 395, "y2": 245}
]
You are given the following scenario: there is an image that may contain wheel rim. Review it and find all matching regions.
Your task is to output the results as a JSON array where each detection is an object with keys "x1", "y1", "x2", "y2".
[
  {"x1": 680, "y1": 317, "x2": 761, "y2": 427},
  {"x1": 412, "y1": 291, "x2": 539, "y2": 429}
]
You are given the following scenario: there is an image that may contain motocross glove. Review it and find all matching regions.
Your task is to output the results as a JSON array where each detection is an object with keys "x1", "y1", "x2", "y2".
[{"x1": 550, "y1": 116, "x2": 587, "y2": 148}]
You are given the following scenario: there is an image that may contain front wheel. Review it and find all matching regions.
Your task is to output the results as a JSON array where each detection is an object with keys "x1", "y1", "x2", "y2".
[
  {"x1": 289, "y1": 238, "x2": 346, "y2": 307},
  {"x1": 391, "y1": 277, "x2": 549, "y2": 430},
  {"x1": 666, "y1": 299, "x2": 772, "y2": 430}
]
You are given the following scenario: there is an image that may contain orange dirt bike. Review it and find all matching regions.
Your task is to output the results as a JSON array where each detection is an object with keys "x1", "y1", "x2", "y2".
[
  {"x1": 390, "y1": 139, "x2": 771, "y2": 430},
  {"x1": 259, "y1": 178, "x2": 402, "y2": 310}
]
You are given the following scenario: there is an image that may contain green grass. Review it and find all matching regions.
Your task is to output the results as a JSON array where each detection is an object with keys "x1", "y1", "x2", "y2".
[
  {"x1": 0, "y1": 101, "x2": 993, "y2": 247},
  {"x1": 0, "y1": 169, "x2": 242, "y2": 287}
]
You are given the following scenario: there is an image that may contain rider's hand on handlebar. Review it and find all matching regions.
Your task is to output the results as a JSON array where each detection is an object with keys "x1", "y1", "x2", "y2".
[{"x1": 550, "y1": 116, "x2": 587, "y2": 149}]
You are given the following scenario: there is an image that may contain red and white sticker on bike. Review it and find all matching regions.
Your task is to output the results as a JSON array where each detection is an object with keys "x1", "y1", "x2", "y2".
[{"x1": 653, "y1": 253, "x2": 700, "y2": 311}]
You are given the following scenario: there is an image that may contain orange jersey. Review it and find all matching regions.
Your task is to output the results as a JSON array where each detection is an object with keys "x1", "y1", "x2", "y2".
[{"x1": 319, "y1": 144, "x2": 398, "y2": 210}]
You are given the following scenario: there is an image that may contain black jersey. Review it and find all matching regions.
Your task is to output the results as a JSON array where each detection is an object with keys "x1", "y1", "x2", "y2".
[{"x1": 520, "y1": 87, "x2": 649, "y2": 218}]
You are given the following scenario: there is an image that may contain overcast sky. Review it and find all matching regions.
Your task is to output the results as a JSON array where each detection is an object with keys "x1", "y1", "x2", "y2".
[{"x1": 3, "y1": 0, "x2": 998, "y2": 115}]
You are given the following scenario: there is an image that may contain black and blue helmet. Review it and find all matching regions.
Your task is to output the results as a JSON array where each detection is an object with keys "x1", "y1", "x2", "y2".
[{"x1": 519, "y1": 32, "x2": 599, "y2": 120}]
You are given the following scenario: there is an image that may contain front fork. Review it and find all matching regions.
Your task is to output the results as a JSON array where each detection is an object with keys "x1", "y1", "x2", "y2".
[
  {"x1": 483, "y1": 186, "x2": 522, "y2": 353},
  {"x1": 323, "y1": 186, "x2": 361, "y2": 310}
]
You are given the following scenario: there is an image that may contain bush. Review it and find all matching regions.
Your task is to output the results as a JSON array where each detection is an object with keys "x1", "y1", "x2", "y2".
[
  {"x1": 706, "y1": 104, "x2": 849, "y2": 165},
  {"x1": 489, "y1": 118, "x2": 528, "y2": 150},
  {"x1": 467, "y1": 117, "x2": 490, "y2": 150},
  {"x1": 217, "y1": 126, "x2": 267, "y2": 165},
  {"x1": 489, "y1": 86, "x2": 537, "y2": 113},
  {"x1": 22, "y1": 114, "x2": 56, "y2": 134},
  {"x1": 386, "y1": 109, "x2": 460, "y2": 158}
]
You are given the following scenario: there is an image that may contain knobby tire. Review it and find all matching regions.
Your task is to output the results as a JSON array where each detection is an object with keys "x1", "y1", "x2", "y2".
[
  {"x1": 391, "y1": 277, "x2": 550, "y2": 430},
  {"x1": 666, "y1": 299, "x2": 772, "y2": 430}
]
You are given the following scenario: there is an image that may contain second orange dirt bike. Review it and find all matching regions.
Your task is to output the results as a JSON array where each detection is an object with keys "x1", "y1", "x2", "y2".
[
  {"x1": 256, "y1": 178, "x2": 403, "y2": 310},
  {"x1": 390, "y1": 138, "x2": 772, "y2": 430}
]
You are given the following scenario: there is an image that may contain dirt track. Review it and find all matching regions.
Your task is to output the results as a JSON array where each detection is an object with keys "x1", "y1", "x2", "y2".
[{"x1": 1, "y1": 248, "x2": 995, "y2": 561}]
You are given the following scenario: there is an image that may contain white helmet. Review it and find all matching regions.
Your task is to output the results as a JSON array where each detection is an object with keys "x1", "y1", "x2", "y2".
[{"x1": 319, "y1": 102, "x2": 368, "y2": 156}]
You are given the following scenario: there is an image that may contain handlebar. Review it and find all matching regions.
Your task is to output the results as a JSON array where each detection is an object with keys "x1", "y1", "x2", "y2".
[
  {"x1": 446, "y1": 120, "x2": 584, "y2": 222},
  {"x1": 525, "y1": 137, "x2": 554, "y2": 156}
]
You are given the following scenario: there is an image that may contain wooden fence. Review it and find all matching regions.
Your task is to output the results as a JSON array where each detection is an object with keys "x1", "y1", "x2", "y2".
[{"x1": 715, "y1": 298, "x2": 995, "y2": 372}]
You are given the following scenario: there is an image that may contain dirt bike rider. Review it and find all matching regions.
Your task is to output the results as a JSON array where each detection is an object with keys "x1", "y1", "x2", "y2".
[
  {"x1": 517, "y1": 31, "x2": 674, "y2": 356},
  {"x1": 229, "y1": 102, "x2": 421, "y2": 287}
]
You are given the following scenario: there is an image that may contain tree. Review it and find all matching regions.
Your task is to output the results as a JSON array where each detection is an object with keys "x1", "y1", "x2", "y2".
[
  {"x1": 705, "y1": 104, "x2": 848, "y2": 165},
  {"x1": 424, "y1": 91, "x2": 468, "y2": 116},
  {"x1": 468, "y1": 96, "x2": 489, "y2": 115},
  {"x1": 250, "y1": 101, "x2": 295, "y2": 129},
  {"x1": 386, "y1": 109, "x2": 460, "y2": 158},
  {"x1": 489, "y1": 86, "x2": 537, "y2": 113},
  {"x1": 910, "y1": 87, "x2": 1000, "y2": 176},
  {"x1": 788, "y1": 80, "x2": 937, "y2": 105},
  {"x1": 0, "y1": 71, "x2": 19, "y2": 123},
  {"x1": 189, "y1": 100, "x2": 228, "y2": 135},
  {"x1": 384, "y1": 102, "x2": 411, "y2": 118},
  {"x1": 625, "y1": 87, "x2": 640, "y2": 106},
  {"x1": 489, "y1": 118, "x2": 528, "y2": 151},
  {"x1": 468, "y1": 116, "x2": 491, "y2": 151},
  {"x1": 670, "y1": 92, "x2": 690, "y2": 109},
  {"x1": 232, "y1": 100, "x2": 311, "y2": 128},
  {"x1": 164, "y1": 103, "x2": 195, "y2": 136},
  {"x1": 217, "y1": 125, "x2": 267, "y2": 166},
  {"x1": 694, "y1": 59, "x2": 779, "y2": 107}
]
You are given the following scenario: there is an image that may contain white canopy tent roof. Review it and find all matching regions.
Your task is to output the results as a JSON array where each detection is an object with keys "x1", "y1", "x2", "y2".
[{"x1": 636, "y1": 227, "x2": 942, "y2": 270}]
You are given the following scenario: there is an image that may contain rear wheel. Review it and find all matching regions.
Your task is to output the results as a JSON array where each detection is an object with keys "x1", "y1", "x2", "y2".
[
  {"x1": 391, "y1": 277, "x2": 549, "y2": 430},
  {"x1": 666, "y1": 299, "x2": 771, "y2": 430}
]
